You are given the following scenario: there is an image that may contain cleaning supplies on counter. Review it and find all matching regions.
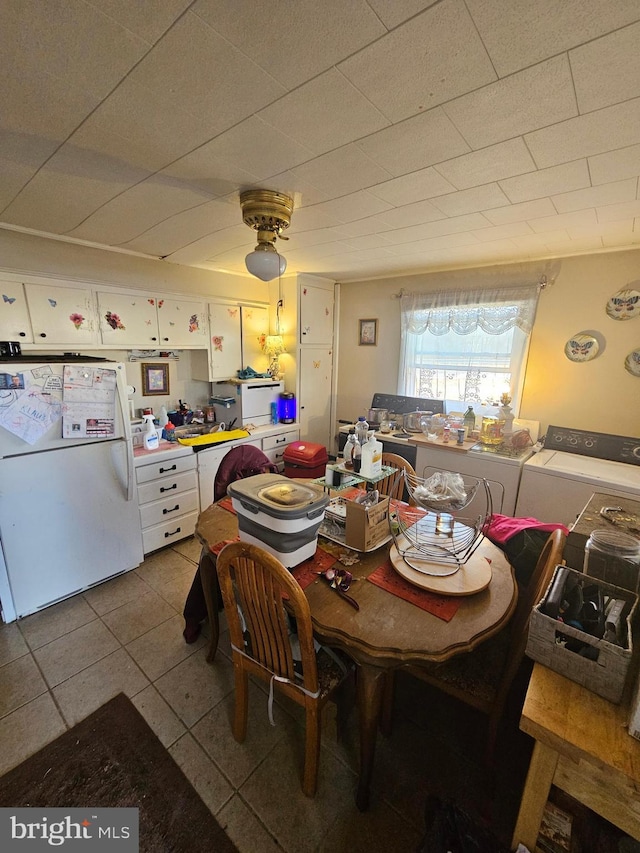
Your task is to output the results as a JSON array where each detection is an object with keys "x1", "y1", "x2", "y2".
[
  {"x1": 158, "y1": 406, "x2": 169, "y2": 428},
  {"x1": 142, "y1": 414, "x2": 160, "y2": 450},
  {"x1": 360, "y1": 431, "x2": 383, "y2": 478},
  {"x1": 355, "y1": 416, "x2": 369, "y2": 446}
]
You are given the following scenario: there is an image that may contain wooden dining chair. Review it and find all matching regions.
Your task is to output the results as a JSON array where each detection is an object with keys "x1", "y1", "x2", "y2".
[
  {"x1": 216, "y1": 541, "x2": 353, "y2": 797},
  {"x1": 381, "y1": 527, "x2": 567, "y2": 763},
  {"x1": 379, "y1": 452, "x2": 416, "y2": 503}
]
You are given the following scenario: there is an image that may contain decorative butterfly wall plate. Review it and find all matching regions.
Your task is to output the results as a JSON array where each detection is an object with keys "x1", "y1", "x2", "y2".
[
  {"x1": 564, "y1": 333, "x2": 600, "y2": 362},
  {"x1": 624, "y1": 348, "x2": 640, "y2": 377},
  {"x1": 606, "y1": 288, "x2": 640, "y2": 320}
]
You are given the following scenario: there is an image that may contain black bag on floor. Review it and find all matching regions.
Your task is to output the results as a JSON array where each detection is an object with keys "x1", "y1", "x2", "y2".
[{"x1": 419, "y1": 797, "x2": 510, "y2": 853}]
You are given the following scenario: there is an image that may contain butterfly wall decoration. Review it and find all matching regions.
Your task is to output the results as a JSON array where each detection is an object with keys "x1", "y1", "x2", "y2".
[
  {"x1": 606, "y1": 288, "x2": 640, "y2": 320},
  {"x1": 3, "y1": 295, "x2": 16, "y2": 304},
  {"x1": 564, "y1": 333, "x2": 600, "y2": 362}
]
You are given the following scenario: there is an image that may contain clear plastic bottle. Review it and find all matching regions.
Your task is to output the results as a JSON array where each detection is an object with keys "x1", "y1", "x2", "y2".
[
  {"x1": 142, "y1": 414, "x2": 159, "y2": 450},
  {"x1": 355, "y1": 416, "x2": 369, "y2": 446},
  {"x1": 343, "y1": 431, "x2": 357, "y2": 469},
  {"x1": 463, "y1": 405, "x2": 475, "y2": 437},
  {"x1": 361, "y1": 431, "x2": 383, "y2": 478},
  {"x1": 352, "y1": 440, "x2": 362, "y2": 474}
]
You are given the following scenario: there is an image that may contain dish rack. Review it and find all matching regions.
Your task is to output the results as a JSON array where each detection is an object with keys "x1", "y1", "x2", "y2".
[{"x1": 390, "y1": 470, "x2": 494, "y2": 575}]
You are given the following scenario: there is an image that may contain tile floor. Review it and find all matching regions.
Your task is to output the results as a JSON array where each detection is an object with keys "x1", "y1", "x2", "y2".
[{"x1": 0, "y1": 537, "x2": 532, "y2": 852}]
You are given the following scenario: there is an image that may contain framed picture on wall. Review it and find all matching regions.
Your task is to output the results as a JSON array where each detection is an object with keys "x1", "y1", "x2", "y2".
[
  {"x1": 359, "y1": 319, "x2": 378, "y2": 346},
  {"x1": 141, "y1": 363, "x2": 170, "y2": 396}
]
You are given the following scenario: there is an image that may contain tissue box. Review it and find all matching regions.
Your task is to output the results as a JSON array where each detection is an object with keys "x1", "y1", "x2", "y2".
[{"x1": 345, "y1": 495, "x2": 391, "y2": 552}]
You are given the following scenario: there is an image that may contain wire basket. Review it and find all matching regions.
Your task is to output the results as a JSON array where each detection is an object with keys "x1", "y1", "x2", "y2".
[{"x1": 390, "y1": 470, "x2": 494, "y2": 575}]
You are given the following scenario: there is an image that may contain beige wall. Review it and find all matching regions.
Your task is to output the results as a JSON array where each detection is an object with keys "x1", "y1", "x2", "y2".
[{"x1": 337, "y1": 249, "x2": 640, "y2": 437}]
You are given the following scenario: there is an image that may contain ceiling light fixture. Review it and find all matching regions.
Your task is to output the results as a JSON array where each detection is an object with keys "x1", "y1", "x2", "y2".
[{"x1": 240, "y1": 189, "x2": 293, "y2": 281}]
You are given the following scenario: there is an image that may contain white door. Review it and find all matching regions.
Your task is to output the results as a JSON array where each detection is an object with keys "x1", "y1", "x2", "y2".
[
  {"x1": 0, "y1": 440, "x2": 143, "y2": 618},
  {"x1": 299, "y1": 282, "x2": 334, "y2": 344},
  {"x1": 157, "y1": 297, "x2": 208, "y2": 348},
  {"x1": 298, "y1": 346, "x2": 334, "y2": 448},
  {"x1": 241, "y1": 305, "x2": 269, "y2": 373},
  {"x1": 98, "y1": 291, "x2": 160, "y2": 347},
  {"x1": 25, "y1": 282, "x2": 97, "y2": 346},
  {"x1": 0, "y1": 281, "x2": 32, "y2": 343},
  {"x1": 209, "y1": 302, "x2": 242, "y2": 379}
]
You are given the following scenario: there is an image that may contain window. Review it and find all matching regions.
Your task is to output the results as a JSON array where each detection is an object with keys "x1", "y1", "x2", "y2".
[{"x1": 398, "y1": 284, "x2": 540, "y2": 410}]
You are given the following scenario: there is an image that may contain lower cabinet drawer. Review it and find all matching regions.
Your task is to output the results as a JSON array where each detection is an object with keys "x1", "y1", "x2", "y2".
[
  {"x1": 263, "y1": 446, "x2": 287, "y2": 468},
  {"x1": 142, "y1": 510, "x2": 199, "y2": 554},
  {"x1": 139, "y1": 489, "x2": 199, "y2": 529},
  {"x1": 137, "y1": 471, "x2": 197, "y2": 504}
]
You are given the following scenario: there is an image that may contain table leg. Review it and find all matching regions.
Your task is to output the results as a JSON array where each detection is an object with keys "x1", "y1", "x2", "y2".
[
  {"x1": 355, "y1": 663, "x2": 386, "y2": 811},
  {"x1": 199, "y1": 547, "x2": 220, "y2": 663},
  {"x1": 511, "y1": 740, "x2": 559, "y2": 851}
]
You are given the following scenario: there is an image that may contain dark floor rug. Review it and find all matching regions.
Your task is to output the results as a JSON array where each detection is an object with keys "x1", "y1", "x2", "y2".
[{"x1": 0, "y1": 693, "x2": 238, "y2": 853}]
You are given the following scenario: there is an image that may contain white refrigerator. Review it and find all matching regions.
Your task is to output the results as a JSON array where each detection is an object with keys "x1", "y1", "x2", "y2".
[{"x1": 0, "y1": 359, "x2": 143, "y2": 622}]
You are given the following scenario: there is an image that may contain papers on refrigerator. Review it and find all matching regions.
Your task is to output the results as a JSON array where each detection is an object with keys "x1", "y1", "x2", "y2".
[
  {"x1": 0, "y1": 365, "x2": 64, "y2": 445},
  {"x1": 62, "y1": 366, "x2": 118, "y2": 438}
]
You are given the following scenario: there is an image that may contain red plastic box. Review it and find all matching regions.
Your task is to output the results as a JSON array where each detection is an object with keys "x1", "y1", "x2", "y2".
[{"x1": 283, "y1": 441, "x2": 328, "y2": 478}]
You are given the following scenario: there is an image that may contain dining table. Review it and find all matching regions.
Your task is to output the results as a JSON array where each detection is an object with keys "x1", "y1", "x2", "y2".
[{"x1": 194, "y1": 499, "x2": 517, "y2": 811}]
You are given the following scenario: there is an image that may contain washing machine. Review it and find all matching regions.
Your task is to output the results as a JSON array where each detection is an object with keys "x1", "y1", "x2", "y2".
[{"x1": 515, "y1": 426, "x2": 640, "y2": 526}]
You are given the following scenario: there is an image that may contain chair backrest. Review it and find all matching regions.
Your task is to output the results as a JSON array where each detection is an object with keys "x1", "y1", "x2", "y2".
[
  {"x1": 216, "y1": 541, "x2": 319, "y2": 695},
  {"x1": 379, "y1": 452, "x2": 416, "y2": 502},
  {"x1": 213, "y1": 445, "x2": 279, "y2": 502}
]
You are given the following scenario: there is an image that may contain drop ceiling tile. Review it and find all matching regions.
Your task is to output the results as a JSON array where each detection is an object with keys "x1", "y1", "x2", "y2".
[
  {"x1": 383, "y1": 212, "x2": 491, "y2": 244},
  {"x1": 259, "y1": 172, "x2": 330, "y2": 208},
  {"x1": 357, "y1": 108, "x2": 470, "y2": 176},
  {"x1": 285, "y1": 227, "x2": 345, "y2": 249},
  {"x1": 339, "y1": 214, "x2": 400, "y2": 238},
  {"x1": 341, "y1": 234, "x2": 394, "y2": 251},
  {"x1": 430, "y1": 184, "x2": 511, "y2": 216},
  {"x1": 443, "y1": 56, "x2": 577, "y2": 150},
  {"x1": 289, "y1": 207, "x2": 344, "y2": 232},
  {"x1": 368, "y1": 169, "x2": 457, "y2": 206},
  {"x1": 83, "y1": 0, "x2": 192, "y2": 44},
  {"x1": 366, "y1": 0, "x2": 440, "y2": 29},
  {"x1": 123, "y1": 198, "x2": 239, "y2": 255},
  {"x1": 596, "y1": 199, "x2": 640, "y2": 223},
  {"x1": 500, "y1": 161, "x2": 590, "y2": 204},
  {"x1": 285, "y1": 241, "x2": 355, "y2": 261},
  {"x1": 525, "y1": 98, "x2": 640, "y2": 168},
  {"x1": 339, "y1": 0, "x2": 496, "y2": 123},
  {"x1": 552, "y1": 179, "x2": 637, "y2": 214},
  {"x1": 510, "y1": 232, "x2": 571, "y2": 251},
  {"x1": 257, "y1": 69, "x2": 390, "y2": 156},
  {"x1": 528, "y1": 209, "x2": 597, "y2": 233},
  {"x1": 191, "y1": 0, "x2": 385, "y2": 90},
  {"x1": 589, "y1": 144, "x2": 640, "y2": 185},
  {"x1": 483, "y1": 198, "x2": 558, "y2": 225},
  {"x1": 374, "y1": 199, "x2": 445, "y2": 229},
  {"x1": 69, "y1": 178, "x2": 213, "y2": 245},
  {"x1": 465, "y1": 0, "x2": 640, "y2": 77},
  {"x1": 601, "y1": 227, "x2": 640, "y2": 248},
  {"x1": 0, "y1": 161, "x2": 37, "y2": 213},
  {"x1": 164, "y1": 117, "x2": 313, "y2": 193},
  {"x1": 127, "y1": 12, "x2": 287, "y2": 134},
  {"x1": 1, "y1": 145, "x2": 151, "y2": 233},
  {"x1": 2, "y1": 0, "x2": 149, "y2": 101},
  {"x1": 389, "y1": 231, "x2": 481, "y2": 252},
  {"x1": 291, "y1": 144, "x2": 393, "y2": 199},
  {"x1": 434, "y1": 139, "x2": 536, "y2": 190},
  {"x1": 472, "y1": 221, "x2": 534, "y2": 242},
  {"x1": 570, "y1": 22, "x2": 640, "y2": 114},
  {"x1": 301, "y1": 191, "x2": 393, "y2": 225},
  {"x1": 166, "y1": 227, "x2": 248, "y2": 266}
]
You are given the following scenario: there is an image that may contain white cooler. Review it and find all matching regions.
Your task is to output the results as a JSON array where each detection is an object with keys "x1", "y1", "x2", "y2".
[{"x1": 227, "y1": 474, "x2": 329, "y2": 567}]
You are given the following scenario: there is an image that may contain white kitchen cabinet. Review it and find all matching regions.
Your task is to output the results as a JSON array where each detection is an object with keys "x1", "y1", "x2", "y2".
[
  {"x1": 262, "y1": 428, "x2": 300, "y2": 470},
  {"x1": 136, "y1": 451, "x2": 200, "y2": 554},
  {"x1": 241, "y1": 304, "x2": 269, "y2": 372},
  {"x1": 299, "y1": 277, "x2": 334, "y2": 345},
  {"x1": 98, "y1": 291, "x2": 207, "y2": 349},
  {"x1": 0, "y1": 279, "x2": 98, "y2": 346},
  {"x1": 191, "y1": 301, "x2": 243, "y2": 382},
  {"x1": 25, "y1": 282, "x2": 98, "y2": 346},
  {"x1": 0, "y1": 281, "x2": 32, "y2": 342},
  {"x1": 297, "y1": 346, "x2": 333, "y2": 447}
]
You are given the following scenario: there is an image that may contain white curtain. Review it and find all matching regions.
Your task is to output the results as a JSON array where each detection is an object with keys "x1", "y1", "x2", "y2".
[{"x1": 398, "y1": 284, "x2": 540, "y2": 407}]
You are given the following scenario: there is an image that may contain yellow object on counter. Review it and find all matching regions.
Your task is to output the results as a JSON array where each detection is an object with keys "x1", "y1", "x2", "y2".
[{"x1": 177, "y1": 429, "x2": 250, "y2": 447}]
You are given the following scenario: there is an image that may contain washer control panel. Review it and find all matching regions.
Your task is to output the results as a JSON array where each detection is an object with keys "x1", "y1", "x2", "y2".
[{"x1": 545, "y1": 425, "x2": 640, "y2": 465}]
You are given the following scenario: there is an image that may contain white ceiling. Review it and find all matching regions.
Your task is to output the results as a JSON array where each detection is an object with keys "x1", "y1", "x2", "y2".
[{"x1": 2, "y1": 0, "x2": 640, "y2": 282}]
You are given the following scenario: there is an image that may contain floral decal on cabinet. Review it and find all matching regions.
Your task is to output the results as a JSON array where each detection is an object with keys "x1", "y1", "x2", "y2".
[
  {"x1": 105, "y1": 311, "x2": 125, "y2": 330},
  {"x1": 69, "y1": 313, "x2": 85, "y2": 329},
  {"x1": 212, "y1": 336, "x2": 224, "y2": 351},
  {"x1": 189, "y1": 314, "x2": 199, "y2": 332}
]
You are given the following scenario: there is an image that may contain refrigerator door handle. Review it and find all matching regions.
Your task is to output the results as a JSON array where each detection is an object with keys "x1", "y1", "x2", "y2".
[
  {"x1": 125, "y1": 435, "x2": 135, "y2": 502},
  {"x1": 114, "y1": 368, "x2": 135, "y2": 502}
]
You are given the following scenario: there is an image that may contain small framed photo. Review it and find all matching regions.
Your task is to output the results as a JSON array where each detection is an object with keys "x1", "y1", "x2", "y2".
[
  {"x1": 141, "y1": 363, "x2": 170, "y2": 396},
  {"x1": 359, "y1": 318, "x2": 378, "y2": 346}
]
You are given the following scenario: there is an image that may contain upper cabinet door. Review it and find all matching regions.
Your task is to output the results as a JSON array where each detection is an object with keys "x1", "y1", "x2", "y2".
[
  {"x1": 208, "y1": 302, "x2": 242, "y2": 379},
  {"x1": 98, "y1": 291, "x2": 160, "y2": 347},
  {"x1": 25, "y1": 282, "x2": 97, "y2": 345},
  {"x1": 299, "y1": 282, "x2": 334, "y2": 345},
  {"x1": 157, "y1": 297, "x2": 208, "y2": 348},
  {"x1": 0, "y1": 281, "x2": 33, "y2": 342},
  {"x1": 240, "y1": 305, "x2": 269, "y2": 372}
]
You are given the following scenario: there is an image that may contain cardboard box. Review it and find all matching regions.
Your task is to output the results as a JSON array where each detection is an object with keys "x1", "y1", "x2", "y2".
[{"x1": 345, "y1": 495, "x2": 390, "y2": 552}]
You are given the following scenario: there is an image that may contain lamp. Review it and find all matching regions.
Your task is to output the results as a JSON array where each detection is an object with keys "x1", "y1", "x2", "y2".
[
  {"x1": 240, "y1": 189, "x2": 293, "y2": 282},
  {"x1": 263, "y1": 334, "x2": 285, "y2": 379}
]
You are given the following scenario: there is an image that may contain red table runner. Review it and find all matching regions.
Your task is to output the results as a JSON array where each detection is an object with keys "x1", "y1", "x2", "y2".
[{"x1": 367, "y1": 559, "x2": 460, "y2": 622}]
